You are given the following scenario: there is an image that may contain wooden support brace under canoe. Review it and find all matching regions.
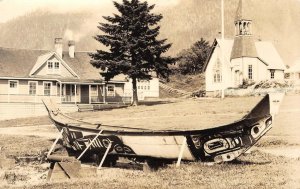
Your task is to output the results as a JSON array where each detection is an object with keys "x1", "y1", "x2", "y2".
[
  {"x1": 77, "y1": 130, "x2": 103, "y2": 160},
  {"x1": 176, "y1": 137, "x2": 187, "y2": 167},
  {"x1": 47, "y1": 155, "x2": 97, "y2": 182},
  {"x1": 47, "y1": 129, "x2": 64, "y2": 158},
  {"x1": 98, "y1": 141, "x2": 112, "y2": 170}
]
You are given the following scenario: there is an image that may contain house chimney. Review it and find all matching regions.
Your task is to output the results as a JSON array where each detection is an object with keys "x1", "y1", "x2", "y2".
[
  {"x1": 68, "y1": 40, "x2": 75, "y2": 58},
  {"x1": 54, "y1": 38, "x2": 63, "y2": 58}
]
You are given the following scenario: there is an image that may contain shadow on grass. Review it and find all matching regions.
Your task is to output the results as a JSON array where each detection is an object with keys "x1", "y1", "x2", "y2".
[
  {"x1": 138, "y1": 100, "x2": 174, "y2": 106},
  {"x1": 228, "y1": 159, "x2": 271, "y2": 165}
]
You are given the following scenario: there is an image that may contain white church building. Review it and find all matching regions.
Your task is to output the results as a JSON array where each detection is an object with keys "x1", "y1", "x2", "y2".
[{"x1": 203, "y1": 0, "x2": 286, "y2": 93}]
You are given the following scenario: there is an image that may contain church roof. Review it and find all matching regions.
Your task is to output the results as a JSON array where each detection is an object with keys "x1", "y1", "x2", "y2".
[
  {"x1": 203, "y1": 38, "x2": 286, "y2": 71},
  {"x1": 230, "y1": 35, "x2": 258, "y2": 59},
  {"x1": 255, "y1": 41, "x2": 286, "y2": 70}
]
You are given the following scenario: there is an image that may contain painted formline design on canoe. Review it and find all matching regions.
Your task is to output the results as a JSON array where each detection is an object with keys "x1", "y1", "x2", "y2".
[{"x1": 42, "y1": 95, "x2": 272, "y2": 163}]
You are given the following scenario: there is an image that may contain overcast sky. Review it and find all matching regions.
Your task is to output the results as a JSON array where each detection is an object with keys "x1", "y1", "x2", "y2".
[{"x1": 0, "y1": 0, "x2": 180, "y2": 23}]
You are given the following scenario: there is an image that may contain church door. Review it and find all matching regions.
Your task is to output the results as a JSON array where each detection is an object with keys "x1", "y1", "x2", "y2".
[{"x1": 234, "y1": 70, "x2": 240, "y2": 87}]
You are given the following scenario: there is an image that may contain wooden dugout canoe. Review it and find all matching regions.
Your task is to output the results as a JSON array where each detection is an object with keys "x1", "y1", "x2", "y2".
[{"x1": 42, "y1": 95, "x2": 272, "y2": 163}]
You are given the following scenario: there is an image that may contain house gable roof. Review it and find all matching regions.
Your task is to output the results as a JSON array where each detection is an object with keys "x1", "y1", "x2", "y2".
[
  {"x1": 0, "y1": 47, "x2": 127, "y2": 82},
  {"x1": 29, "y1": 52, "x2": 79, "y2": 78}
]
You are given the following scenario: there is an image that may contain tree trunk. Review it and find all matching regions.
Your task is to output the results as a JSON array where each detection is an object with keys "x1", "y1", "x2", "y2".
[{"x1": 131, "y1": 77, "x2": 139, "y2": 106}]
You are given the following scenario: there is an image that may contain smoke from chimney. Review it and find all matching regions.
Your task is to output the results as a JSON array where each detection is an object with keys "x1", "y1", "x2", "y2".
[
  {"x1": 68, "y1": 40, "x2": 75, "y2": 58},
  {"x1": 54, "y1": 38, "x2": 63, "y2": 58}
]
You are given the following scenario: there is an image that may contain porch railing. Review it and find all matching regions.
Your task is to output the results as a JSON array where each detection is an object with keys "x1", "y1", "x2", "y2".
[
  {"x1": 0, "y1": 94, "x2": 60, "y2": 104},
  {"x1": 0, "y1": 94, "x2": 135, "y2": 104}
]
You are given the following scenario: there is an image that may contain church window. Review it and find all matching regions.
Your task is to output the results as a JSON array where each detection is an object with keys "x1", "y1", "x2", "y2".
[
  {"x1": 213, "y1": 59, "x2": 222, "y2": 83},
  {"x1": 248, "y1": 65, "x2": 253, "y2": 80}
]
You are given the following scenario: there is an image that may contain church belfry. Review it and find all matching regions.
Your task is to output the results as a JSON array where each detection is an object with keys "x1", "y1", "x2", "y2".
[
  {"x1": 230, "y1": 0, "x2": 258, "y2": 60},
  {"x1": 234, "y1": 0, "x2": 253, "y2": 36},
  {"x1": 235, "y1": 20, "x2": 252, "y2": 36}
]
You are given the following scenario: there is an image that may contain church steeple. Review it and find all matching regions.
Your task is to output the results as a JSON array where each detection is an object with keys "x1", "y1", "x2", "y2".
[
  {"x1": 231, "y1": 0, "x2": 257, "y2": 60},
  {"x1": 234, "y1": 0, "x2": 253, "y2": 36}
]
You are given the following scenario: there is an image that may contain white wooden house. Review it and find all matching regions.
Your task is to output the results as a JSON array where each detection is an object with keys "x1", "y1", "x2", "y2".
[{"x1": 0, "y1": 38, "x2": 159, "y2": 104}]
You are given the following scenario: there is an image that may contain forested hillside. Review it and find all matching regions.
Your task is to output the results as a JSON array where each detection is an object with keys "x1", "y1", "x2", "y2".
[{"x1": 0, "y1": 0, "x2": 299, "y2": 64}]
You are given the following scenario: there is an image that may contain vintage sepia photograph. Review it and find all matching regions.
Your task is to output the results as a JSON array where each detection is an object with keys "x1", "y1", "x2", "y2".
[{"x1": 0, "y1": 0, "x2": 300, "y2": 188}]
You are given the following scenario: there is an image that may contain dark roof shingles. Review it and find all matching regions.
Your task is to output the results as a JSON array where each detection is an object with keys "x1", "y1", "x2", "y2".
[
  {"x1": 230, "y1": 36, "x2": 258, "y2": 60},
  {"x1": 0, "y1": 48, "x2": 47, "y2": 77}
]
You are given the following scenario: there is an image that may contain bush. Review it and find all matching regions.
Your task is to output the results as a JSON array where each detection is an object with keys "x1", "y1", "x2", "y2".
[
  {"x1": 191, "y1": 90, "x2": 206, "y2": 97},
  {"x1": 254, "y1": 80, "x2": 290, "y2": 89},
  {"x1": 239, "y1": 79, "x2": 256, "y2": 89}
]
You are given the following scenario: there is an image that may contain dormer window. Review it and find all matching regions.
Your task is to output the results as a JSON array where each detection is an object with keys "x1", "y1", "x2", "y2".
[
  {"x1": 48, "y1": 62, "x2": 53, "y2": 70},
  {"x1": 47, "y1": 61, "x2": 60, "y2": 74},
  {"x1": 54, "y1": 62, "x2": 59, "y2": 70}
]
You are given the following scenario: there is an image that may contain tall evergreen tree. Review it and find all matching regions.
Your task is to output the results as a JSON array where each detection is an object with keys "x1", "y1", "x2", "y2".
[
  {"x1": 90, "y1": 0, "x2": 175, "y2": 106},
  {"x1": 177, "y1": 38, "x2": 211, "y2": 75}
]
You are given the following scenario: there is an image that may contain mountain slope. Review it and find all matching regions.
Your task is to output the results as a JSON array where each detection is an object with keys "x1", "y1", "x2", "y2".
[{"x1": 0, "y1": 0, "x2": 299, "y2": 64}]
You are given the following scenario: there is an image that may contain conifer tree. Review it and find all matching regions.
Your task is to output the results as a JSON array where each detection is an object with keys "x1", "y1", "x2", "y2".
[
  {"x1": 90, "y1": 0, "x2": 175, "y2": 106},
  {"x1": 177, "y1": 38, "x2": 211, "y2": 75}
]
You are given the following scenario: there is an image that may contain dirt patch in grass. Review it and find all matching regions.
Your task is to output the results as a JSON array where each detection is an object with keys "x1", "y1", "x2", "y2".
[
  {"x1": 0, "y1": 116, "x2": 51, "y2": 128},
  {"x1": 0, "y1": 134, "x2": 52, "y2": 157}
]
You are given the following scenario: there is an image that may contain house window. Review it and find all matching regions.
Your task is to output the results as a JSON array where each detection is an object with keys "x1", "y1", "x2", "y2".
[
  {"x1": 270, "y1": 70, "x2": 275, "y2": 79},
  {"x1": 8, "y1": 80, "x2": 19, "y2": 94},
  {"x1": 107, "y1": 85, "x2": 115, "y2": 96},
  {"x1": 28, "y1": 81, "x2": 37, "y2": 95},
  {"x1": 248, "y1": 65, "x2": 253, "y2": 80},
  {"x1": 9, "y1": 81, "x2": 18, "y2": 89},
  {"x1": 70, "y1": 85, "x2": 78, "y2": 96},
  {"x1": 90, "y1": 85, "x2": 98, "y2": 96},
  {"x1": 54, "y1": 62, "x2": 60, "y2": 70},
  {"x1": 48, "y1": 62, "x2": 53, "y2": 70},
  {"x1": 48, "y1": 61, "x2": 60, "y2": 73},
  {"x1": 213, "y1": 59, "x2": 222, "y2": 83},
  {"x1": 44, "y1": 82, "x2": 51, "y2": 96}
]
